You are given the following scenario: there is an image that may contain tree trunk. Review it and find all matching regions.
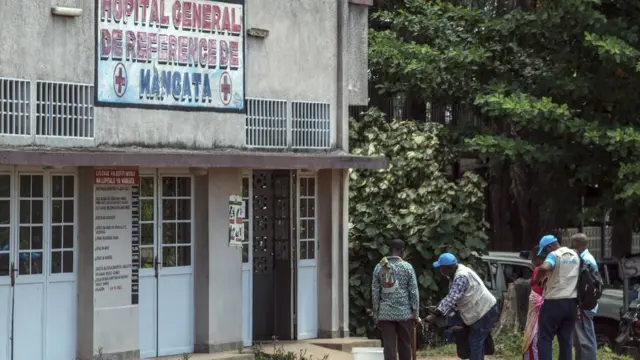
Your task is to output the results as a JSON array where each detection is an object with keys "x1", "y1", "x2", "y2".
[
  {"x1": 489, "y1": 165, "x2": 514, "y2": 251},
  {"x1": 612, "y1": 204, "x2": 633, "y2": 258},
  {"x1": 510, "y1": 162, "x2": 534, "y2": 250},
  {"x1": 494, "y1": 283, "x2": 520, "y2": 335}
]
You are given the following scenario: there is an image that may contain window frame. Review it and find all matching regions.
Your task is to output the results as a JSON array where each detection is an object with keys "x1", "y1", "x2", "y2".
[
  {"x1": 0, "y1": 167, "x2": 78, "y2": 285},
  {"x1": 137, "y1": 169, "x2": 194, "y2": 276}
]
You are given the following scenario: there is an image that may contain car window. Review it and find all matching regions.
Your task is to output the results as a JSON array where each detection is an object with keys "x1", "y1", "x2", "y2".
[
  {"x1": 477, "y1": 261, "x2": 495, "y2": 290},
  {"x1": 502, "y1": 263, "x2": 533, "y2": 287},
  {"x1": 601, "y1": 262, "x2": 623, "y2": 289}
]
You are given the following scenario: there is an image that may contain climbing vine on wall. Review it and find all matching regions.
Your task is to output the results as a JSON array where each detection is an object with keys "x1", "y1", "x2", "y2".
[{"x1": 348, "y1": 109, "x2": 488, "y2": 337}]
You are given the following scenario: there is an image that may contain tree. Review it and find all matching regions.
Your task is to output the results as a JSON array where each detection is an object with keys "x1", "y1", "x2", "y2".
[
  {"x1": 349, "y1": 109, "x2": 488, "y2": 337},
  {"x1": 369, "y1": 0, "x2": 640, "y2": 251}
]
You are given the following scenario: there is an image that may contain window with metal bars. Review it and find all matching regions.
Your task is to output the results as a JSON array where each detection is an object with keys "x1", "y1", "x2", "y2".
[
  {"x1": 291, "y1": 101, "x2": 331, "y2": 149},
  {"x1": 36, "y1": 81, "x2": 94, "y2": 138},
  {"x1": 245, "y1": 98, "x2": 288, "y2": 148},
  {"x1": 0, "y1": 78, "x2": 31, "y2": 135}
]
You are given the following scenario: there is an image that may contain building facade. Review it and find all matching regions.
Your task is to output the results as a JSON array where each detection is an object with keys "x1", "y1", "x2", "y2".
[{"x1": 0, "y1": 0, "x2": 385, "y2": 359}]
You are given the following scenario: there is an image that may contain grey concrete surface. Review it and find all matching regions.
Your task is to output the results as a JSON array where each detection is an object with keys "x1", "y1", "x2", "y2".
[{"x1": 0, "y1": 0, "x2": 369, "y2": 149}]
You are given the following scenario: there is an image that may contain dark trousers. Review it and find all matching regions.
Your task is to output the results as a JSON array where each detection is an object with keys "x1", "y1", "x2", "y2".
[
  {"x1": 448, "y1": 310, "x2": 497, "y2": 359},
  {"x1": 467, "y1": 305, "x2": 499, "y2": 360},
  {"x1": 379, "y1": 320, "x2": 413, "y2": 360},
  {"x1": 537, "y1": 298, "x2": 578, "y2": 360}
]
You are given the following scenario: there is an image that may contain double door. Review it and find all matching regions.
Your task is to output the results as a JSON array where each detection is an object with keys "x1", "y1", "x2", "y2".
[
  {"x1": 0, "y1": 170, "x2": 77, "y2": 360},
  {"x1": 138, "y1": 173, "x2": 194, "y2": 358},
  {"x1": 241, "y1": 170, "x2": 318, "y2": 345}
]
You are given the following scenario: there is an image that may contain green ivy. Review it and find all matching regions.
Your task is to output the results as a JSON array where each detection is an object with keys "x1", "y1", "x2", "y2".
[{"x1": 348, "y1": 109, "x2": 488, "y2": 337}]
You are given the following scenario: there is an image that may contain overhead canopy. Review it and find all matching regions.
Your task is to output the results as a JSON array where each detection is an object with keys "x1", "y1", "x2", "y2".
[{"x1": 0, "y1": 146, "x2": 389, "y2": 170}]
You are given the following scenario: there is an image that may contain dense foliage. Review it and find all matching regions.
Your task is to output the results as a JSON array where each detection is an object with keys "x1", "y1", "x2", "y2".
[
  {"x1": 348, "y1": 109, "x2": 488, "y2": 337},
  {"x1": 368, "y1": 0, "x2": 640, "y2": 250}
]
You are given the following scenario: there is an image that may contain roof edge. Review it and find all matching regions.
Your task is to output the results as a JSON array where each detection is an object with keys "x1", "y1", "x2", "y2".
[{"x1": 0, "y1": 148, "x2": 389, "y2": 170}]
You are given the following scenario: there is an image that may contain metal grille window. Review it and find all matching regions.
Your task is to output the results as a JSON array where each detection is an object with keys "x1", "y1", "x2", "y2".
[
  {"x1": 0, "y1": 78, "x2": 31, "y2": 135},
  {"x1": 140, "y1": 177, "x2": 155, "y2": 269},
  {"x1": 36, "y1": 81, "x2": 94, "y2": 138},
  {"x1": 51, "y1": 175, "x2": 75, "y2": 274},
  {"x1": 0, "y1": 175, "x2": 10, "y2": 276},
  {"x1": 18, "y1": 175, "x2": 44, "y2": 275},
  {"x1": 246, "y1": 98, "x2": 288, "y2": 148},
  {"x1": 160, "y1": 177, "x2": 192, "y2": 267},
  {"x1": 299, "y1": 176, "x2": 316, "y2": 260},
  {"x1": 291, "y1": 102, "x2": 331, "y2": 149}
]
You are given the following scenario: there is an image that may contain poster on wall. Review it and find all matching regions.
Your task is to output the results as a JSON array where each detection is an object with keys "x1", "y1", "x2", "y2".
[
  {"x1": 228, "y1": 194, "x2": 244, "y2": 247},
  {"x1": 94, "y1": 168, "x2": 141, "y2": 308},
  {"x1": 95, "y1": 0, "x2": 245, "y2": 112}
]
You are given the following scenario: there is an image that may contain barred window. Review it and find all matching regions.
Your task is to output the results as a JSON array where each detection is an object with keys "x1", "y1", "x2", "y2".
[
  {"x1": 0, "y1": 78, "x2": 31, "y2": 135},
  {"x1": 36, "y1": 81, "x2": 94, "y2": 138}
]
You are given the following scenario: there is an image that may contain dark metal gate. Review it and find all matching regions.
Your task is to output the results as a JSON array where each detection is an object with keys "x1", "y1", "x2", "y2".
[{"x1": 252, "y1": 170, "x2": 293, "y2": 341}]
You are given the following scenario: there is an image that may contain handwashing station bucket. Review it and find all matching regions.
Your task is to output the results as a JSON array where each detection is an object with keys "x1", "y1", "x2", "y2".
[{"x1": 352, "y1": 347, "x2": 384, "y2": 360}]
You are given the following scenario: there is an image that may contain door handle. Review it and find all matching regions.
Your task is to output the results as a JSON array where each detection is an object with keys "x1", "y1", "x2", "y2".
[
  {"x1": 153, "y1": 256, "x2": 160, "y2": 278},
  {"x1": 9, "y1": 262, "x2": 17, "y2": 287}
]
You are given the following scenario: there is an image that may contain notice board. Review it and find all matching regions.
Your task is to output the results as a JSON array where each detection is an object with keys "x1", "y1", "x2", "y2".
[{"x1": 93, "y1": 168, "x2": 140, "y2": 308}]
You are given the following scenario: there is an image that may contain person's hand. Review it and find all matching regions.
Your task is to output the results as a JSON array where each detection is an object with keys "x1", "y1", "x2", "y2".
[
  {"x1": 426, "y1": 314, "x2": 437, "y2": 323},
  {"x1": 426, "y1": 306, "x2": 437, "y2": 314},
  {"x1": 414, "y1": 316, "x2": 423, "y2": 326}
]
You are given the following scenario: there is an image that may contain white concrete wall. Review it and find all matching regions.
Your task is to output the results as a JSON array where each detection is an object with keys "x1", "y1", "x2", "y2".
[
  {"x1": 199, "y1": 168, "x2": 244, "y2": 348},
  {"x1": 245, "y1": 0, "x2": 337, "y2": 103},
  {"x1": 77, "y1": 167, "x2": 140, "y2": 359},
  {"x1": 0, "y1": 0, "x2": 368, "y2": 149},
  {"x1": 316, "y1": 169, "x2": 349, "y2": 338}
]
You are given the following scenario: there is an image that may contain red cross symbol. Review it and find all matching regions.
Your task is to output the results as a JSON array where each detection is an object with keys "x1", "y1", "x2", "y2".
[
  {"x1": 113, "y1": 63, "x2": 127, "y2": 98},
  {"x1": 219, "y1": 72, "x2": 232, "y2": 105}
]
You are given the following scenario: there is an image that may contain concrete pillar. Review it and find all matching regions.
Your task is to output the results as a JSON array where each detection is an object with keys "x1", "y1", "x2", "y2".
[
  {"x1": 317, "y1": 169, "x2": 349, "y2": 338},
  {"x1": 77, "y1": 166, "x2": 139, "y2": 360},
  {"x1": 193, "y1": 174, "x2": 210, "y2": 351},
  {"x1": 77, "y1": 167, "x2": 94, "y2": 360},
  {"x1": 339, "y1": 168, "x2": 350, "y2": 337},
  {"x1": 194, "y1": 168, "x2": 244, "y2": 352}
]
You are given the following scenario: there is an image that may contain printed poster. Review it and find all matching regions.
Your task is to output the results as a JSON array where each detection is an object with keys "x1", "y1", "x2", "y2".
[{"x1": 228, "y1": 194, "x2": 244, "y2": 247}]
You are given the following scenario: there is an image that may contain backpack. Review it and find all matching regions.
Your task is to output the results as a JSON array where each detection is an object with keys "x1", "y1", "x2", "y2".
[
  {"x1": 378, "y1": 257, "x2": 401, "y2": 294},
  {"x1": 577, "y1": 256, "x2": 603, "y2": 310}
]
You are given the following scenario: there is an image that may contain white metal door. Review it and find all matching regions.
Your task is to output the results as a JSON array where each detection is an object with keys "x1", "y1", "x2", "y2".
[
  {"x1": 241, "y1": 5, "x2": 253, "y2": 344},
  {"x1": 241, "y1": 174, "x2": 253, "y2": 347},
  {"x1": 0, "y1": 170, "x2": 77, "y2": 360},
  {"x1": 296, "y1": 173, "x2": 317, "y2": 340},
  {"x1": 138, "y1": 174, "x2": 194, "y2": 358}
]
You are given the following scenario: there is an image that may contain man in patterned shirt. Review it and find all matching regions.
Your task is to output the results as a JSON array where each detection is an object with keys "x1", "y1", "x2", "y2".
[
  {"x1": 372, "y1": 239, "x2": 420, "y2": 360},
  {"x1": 426, "y1": 253, "x2": 498, "y2": 360}
]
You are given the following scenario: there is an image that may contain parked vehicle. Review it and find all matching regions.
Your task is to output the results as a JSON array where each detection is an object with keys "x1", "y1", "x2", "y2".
[
  {"x1": 478, "y1": 251, "x2": 623, "y2": 348},
  {"x1": 615, "y1": 286, "x2": 640, "y2": 358},
  {"x1": 614, "y1": 254, "x2": 640, "y2": 357}
]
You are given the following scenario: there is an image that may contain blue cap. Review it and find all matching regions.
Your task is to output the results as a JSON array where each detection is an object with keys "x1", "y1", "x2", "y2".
[
  {"x1": 537, "y1": 235, "x2": 558, "y2": 256},
  {"x1": 433, "y1": 253, "x2": 457, "y2": 268}
]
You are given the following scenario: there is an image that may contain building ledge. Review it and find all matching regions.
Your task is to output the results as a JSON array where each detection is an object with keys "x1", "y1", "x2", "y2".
[
  {"x1": 0, "y1": 146, "x2": 389, "y2": 170},
  {"x1": 349, "y1": 0, "x2": 373, "y2": 6}
]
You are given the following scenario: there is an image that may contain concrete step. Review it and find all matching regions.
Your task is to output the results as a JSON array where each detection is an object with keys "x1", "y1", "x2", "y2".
[
  {"x1": 308, "y1": 338, "x2": 382, "y2": 353},
  {"x1": 152, "y1": 350, "x2": 254, "y2": 360},
  {"x1": 251, "y1": 341, "x2": 355, "y2": 360}
]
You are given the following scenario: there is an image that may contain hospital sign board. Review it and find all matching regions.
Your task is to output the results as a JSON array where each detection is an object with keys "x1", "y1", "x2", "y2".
[{"x1": 96, "y1": 0, "x2": 245, "y2": 111}]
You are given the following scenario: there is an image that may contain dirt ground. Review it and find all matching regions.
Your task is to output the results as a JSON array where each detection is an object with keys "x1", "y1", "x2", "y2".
[{"x1": 419, "y1": 356, "x2": 502, "y2": 360}]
